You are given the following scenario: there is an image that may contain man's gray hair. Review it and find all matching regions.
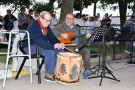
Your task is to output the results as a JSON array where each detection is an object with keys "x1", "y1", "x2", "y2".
[{"x1": 39, "y1": 11, "x2": 51, "y2": 18}]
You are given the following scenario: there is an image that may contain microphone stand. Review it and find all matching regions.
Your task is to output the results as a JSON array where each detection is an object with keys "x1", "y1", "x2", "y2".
[{"x1": 75, "y1": 28, "x2": 99, "y2": 52}]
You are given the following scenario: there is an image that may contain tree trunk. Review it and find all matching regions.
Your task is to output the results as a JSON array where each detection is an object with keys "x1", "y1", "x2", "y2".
[
  {"x1": 80, "y1": 0, "x2": 83, "y2": 15},
  {"x1": 93, "y1": 0, "x2": 97, "y2": 16},
  {"x1": 49, "y1": 0, "x2": 56, "y2": 6},
  {"x1": 118, "y1": 0, "x2": 127, "y2": 29},
  {"x1": 59, "y1": 0, "x2": 75, "y2": 23}
]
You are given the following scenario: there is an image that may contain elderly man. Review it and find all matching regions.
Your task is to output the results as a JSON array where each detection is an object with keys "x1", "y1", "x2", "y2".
[
  {"x1": 52, "y1": 13, "x2": 92, "y2": 72},
  {"x1": 23, "y1": 11, "x2": 64, "y2": 82}
]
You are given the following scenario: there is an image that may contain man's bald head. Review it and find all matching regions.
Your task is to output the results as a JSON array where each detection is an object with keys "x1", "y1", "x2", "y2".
[{"x1": 66, "y1": 13, "x2": 74, "y2": 19}]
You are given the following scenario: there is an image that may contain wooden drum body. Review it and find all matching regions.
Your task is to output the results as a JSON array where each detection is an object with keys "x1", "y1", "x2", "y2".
[{"x1": 55, "y1": 52, "x2": 83, "y2": 83}]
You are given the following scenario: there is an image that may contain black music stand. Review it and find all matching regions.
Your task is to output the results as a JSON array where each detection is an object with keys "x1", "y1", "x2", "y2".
[
  {"x1": 89, "y1": 27, "x2": 120, "y2": 86},
  {"x1": 76, "y1": 27, "x2": 120, "y2": 86}
]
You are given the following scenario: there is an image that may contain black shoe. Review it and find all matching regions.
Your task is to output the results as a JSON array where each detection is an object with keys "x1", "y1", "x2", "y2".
[{"x1": 44, "y1": 76, "x2": 57, "y2": 82}]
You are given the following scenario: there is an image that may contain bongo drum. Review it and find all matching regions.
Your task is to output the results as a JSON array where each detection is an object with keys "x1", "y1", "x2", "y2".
[{"x1": 55, "y1": 52, "x2": 83, "y2": 83}]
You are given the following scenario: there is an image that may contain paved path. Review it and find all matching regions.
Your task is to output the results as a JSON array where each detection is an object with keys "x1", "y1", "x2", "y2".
[{"x1": 0, "y1": 59, "x2": 135, "y2": 90}]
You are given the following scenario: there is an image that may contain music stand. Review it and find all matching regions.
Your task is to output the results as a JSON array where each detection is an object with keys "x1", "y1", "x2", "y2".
[
  {"x1": 75, "y1": 27, "x2": 120, "y2": 86},
  {"x1": 90, "y1": 27, "x2": 120, "y2": 86}
]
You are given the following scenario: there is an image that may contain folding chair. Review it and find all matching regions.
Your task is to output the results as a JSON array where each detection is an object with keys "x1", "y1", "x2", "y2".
[{"x1": 15, "y1": 38, "x2": 44, "y2": 84}]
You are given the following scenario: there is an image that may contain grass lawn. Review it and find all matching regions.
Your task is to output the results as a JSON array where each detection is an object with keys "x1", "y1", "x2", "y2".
[
  {"x1": 87, "y1": 44, "x2": 125, "y2": 56},
  {"x1": 0, "y1": 48, "x2": 12, "y2": 64}
]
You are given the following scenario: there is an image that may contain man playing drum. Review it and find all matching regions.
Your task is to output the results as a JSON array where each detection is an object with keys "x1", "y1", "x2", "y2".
[
  {"x1": 23, "y1": 11, "x2": 64, "y2": 82},
  {"x1": 52, "y1": 13, "x2": 92, "y2": 73}
]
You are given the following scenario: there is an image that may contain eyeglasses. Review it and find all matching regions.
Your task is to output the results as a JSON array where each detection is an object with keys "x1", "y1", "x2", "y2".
[
  {"x1": 66, "y1": 17, "x2": 74, "y2": 20},
  {"x1": 42, "y1": 18, "x2": 51, "y2": 23}
]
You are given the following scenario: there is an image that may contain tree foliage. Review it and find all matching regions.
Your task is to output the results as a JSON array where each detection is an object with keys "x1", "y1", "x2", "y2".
[
  {"x1": 73, "y1": 0, "x2": 94, "y2": 11},
  {"x1": 100, "y1": 0, "x2": 134, "y2": 10},
  {"x1": 0, "y1": 0, "x2": 32, "y2": 6},
  {"x1": 48, "y1": 0, "x2": 94, "y2": 11},
  {"x1": 128, "y1": 2, "x2": 135, "y2": 13},
  {"x1": 0, "y1": 0, "x2": 33, "y2": 13},
  {"x1": 49, "y1": 0, "x2": 56, "y2": 5},
  {"x1": 32, "y1": 2, "x2": 54, "y2": 13}
]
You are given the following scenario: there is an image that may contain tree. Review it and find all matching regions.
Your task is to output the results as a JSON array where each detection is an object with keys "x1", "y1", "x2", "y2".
[
  {"x1": 73, "y1": 0, "x2": 94, "y2": 15},
  {"x1": 48, "y1": 0, "x2": 94, "y2": 15},
  {"x1": 0, "y1": 0, "x2": 33, "y2": 13},
  {"x1": 49, "y1": 0, "x2": 56, "y2": 6},
  {"x1": 93, "y1": 0, "x2": 98, "y2": 16},
  {"x1": 100, "y1": 0, "x2": 135, "y2": 28},
  {"x1": 47, "y1": 0, "x2": 133, "y2": 26},
  {"x1": 128, "y1": 2, "x2": 135, "y2": 13},
  {"x1": 59, "y1": 0, "x2": 75, "y2": 23},
  {"x1": 32, "y1": 2, "x2": 54, "y2": 13}
]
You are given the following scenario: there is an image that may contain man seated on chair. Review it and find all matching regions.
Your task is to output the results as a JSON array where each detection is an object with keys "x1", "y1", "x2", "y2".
[
  {"x1": 23, "y1": 11, "x2": 64, "y2": 82},
  {"x1": 52, "y1": 13, "x2": 92, "y2": 73}
]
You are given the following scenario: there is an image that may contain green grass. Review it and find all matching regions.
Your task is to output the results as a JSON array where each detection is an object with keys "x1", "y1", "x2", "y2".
[
  {"x1": 87, "y1": 44, "x2": 125, "y2": 56},
  {"x1": 0, "y1": 55, "x2": 13, "y2": 64},
  {"x1": 0, "y1": 55, "x2": 7, "y2": 63},
  {"x1": 0, "y1": 48, "x2": 12, "y2": 64}
]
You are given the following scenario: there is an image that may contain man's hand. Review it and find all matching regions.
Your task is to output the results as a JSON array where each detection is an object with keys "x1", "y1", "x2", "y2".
[
  {"x1": 60, "y1": 43, "x2": 65, "y2": 49},
  {"x1": 85, "y1": 33, "x2": 91, "y2": 39},
  {"x1": 54, "y1": 43, "x2": 65, "y2": 49},
  {"x1": 61, "y1": 33, "x2": 69, "y2": 39}
]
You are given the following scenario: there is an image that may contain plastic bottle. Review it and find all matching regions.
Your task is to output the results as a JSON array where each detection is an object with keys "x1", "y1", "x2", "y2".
[{"x1": 83, "y1": 70, "x2": 88, "y2": 79}]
